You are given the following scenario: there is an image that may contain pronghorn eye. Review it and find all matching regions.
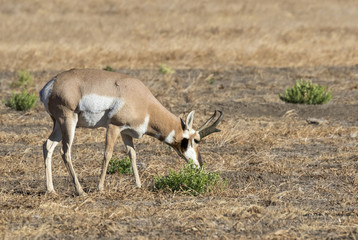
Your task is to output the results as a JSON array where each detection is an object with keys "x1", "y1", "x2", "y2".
[
  {"x1": 181, "y1": 138, "x2": 189, "y2": 151},
  {"x1": 194, "y1": 139, "x2": 200, "y2": 144}
]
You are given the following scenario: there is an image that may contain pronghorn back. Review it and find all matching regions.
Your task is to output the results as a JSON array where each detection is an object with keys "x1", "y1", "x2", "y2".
[{"x1": 42, "y1": 69, "x2": 160, "y2": 130}]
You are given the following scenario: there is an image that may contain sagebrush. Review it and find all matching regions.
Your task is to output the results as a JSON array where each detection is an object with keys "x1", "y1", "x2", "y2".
[
  {"x1": 5, "y1": 90, "x2": 38, "y2": 111},
  {"x1": 159, "y1": 64, "x2": 175, "y2": 75},
  {"x1": 10, "y1": 70, "x2": 33, "y2": 89},
  {"x1": 6, "y1": 70, "x2": 38, "y2": 111},
  {"x1": 279, "y1": 79, "x2": 332, "y2": 104},
  {"x1": 154, "y1": 160, "x2": 226, "y2": 196},
  {"x1": 103, "y1": 65, "x2": 115, "y2": 72},
  {"x1": 107, "y1": 156, "x2": 133, "y2": 174}
]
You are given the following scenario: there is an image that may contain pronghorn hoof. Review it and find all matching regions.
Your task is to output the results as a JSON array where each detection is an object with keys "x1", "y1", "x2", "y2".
[
  {"x1": 77, "y1": 190, "x2": 87, "y2": 197},
  {"x1": 46, "y1": 190, "x2": 58, "y2": 197},
  {"x1": 78, "y1": 193, "x2": 87, "y2": 198}
]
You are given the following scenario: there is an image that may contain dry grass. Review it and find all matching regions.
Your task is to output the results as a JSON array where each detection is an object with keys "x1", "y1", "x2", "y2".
[
  {"x1": 1, "y1": 0, "x2": 358, "y2": 71},
  {"x1": 1, "y1": 66, "x2": 358, "y2": 239},
  {"x1": 1, "y1": 0, "x2": 358, "y2": 239}
]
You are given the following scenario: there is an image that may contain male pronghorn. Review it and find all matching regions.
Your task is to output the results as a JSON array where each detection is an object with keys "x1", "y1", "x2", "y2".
[{"x1": 40, "y1": 69, "x2": 222, "y2": 196}]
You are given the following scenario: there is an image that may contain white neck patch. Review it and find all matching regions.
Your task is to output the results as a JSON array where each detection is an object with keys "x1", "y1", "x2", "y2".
[
  {"x1": 136, "y1": 115, "x2": 150, "y2": 137},
  {"x1": 165, "y1": 130, "x2": 175, "y2": 144},
  {"x1": 119, "y1": 115, "x2": 149, "y2": 139}
]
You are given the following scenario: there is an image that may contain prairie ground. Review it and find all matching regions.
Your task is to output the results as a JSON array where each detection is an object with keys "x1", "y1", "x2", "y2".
[{"x1": 0, "y1": 0, "x2": 358, "y2": 239}]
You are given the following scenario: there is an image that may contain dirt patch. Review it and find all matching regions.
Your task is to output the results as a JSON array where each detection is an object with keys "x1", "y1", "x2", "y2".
[{"x1": 1, "y1": 66, "x2": 357, "y2": 239}]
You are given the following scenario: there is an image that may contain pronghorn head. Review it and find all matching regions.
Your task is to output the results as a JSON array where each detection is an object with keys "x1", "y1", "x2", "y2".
[{"x1": 173, "y1": 110, "x2": 223, "y2": 167}]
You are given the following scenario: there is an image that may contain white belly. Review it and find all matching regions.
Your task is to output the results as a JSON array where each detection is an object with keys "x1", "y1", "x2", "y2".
[{"x1": 77, "y1": 94, "x2": 124, "y2": 128}]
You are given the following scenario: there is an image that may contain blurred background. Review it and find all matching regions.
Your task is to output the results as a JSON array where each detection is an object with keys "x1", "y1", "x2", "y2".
[{"x1": 1, "y1": 0, "x2": 358, "y2": 71}]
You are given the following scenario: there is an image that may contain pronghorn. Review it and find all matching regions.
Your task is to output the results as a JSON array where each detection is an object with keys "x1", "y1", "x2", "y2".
[{"x1": 40, "y1": 69, "x2": 222, "y2": 196}]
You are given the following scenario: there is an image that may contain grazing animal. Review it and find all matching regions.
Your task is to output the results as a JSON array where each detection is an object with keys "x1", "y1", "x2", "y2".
[{"x1": 40, "y1": 69, "x2": 222, "y2": 195}]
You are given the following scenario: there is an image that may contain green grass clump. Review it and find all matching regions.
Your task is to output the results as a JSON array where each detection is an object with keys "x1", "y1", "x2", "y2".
[
  {"x1": 279, "y1": 79, "x2": 332, "y2": 105},
  {"x1": 6, "y1": 70, "x2": 38, "y2": 111},
  {"x1": 10, "y1": 70, "x2": 33, "y2": 89},
  {"x1": 103, "y1": 65, "x2": 115, "y2": 72},
  {"x1": 205, "y1": 74, "x2": 215, "y2": 84},
  {"x1": 5, "y1": 90, "x2": 38, "y2": 111},
  {"x1": 159, "y1": 64, "x2": 175, "y2": 75},
  {"x1": 154, "y1": 160, "x2": 226, "y2": 196},
  {"x1": 107, "y1": 156, "x2": 133, "y2": 174}
]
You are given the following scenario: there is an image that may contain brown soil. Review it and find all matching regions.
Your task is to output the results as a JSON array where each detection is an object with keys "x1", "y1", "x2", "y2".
[{"x1": 1, "y1": 66, "x2": 357, "y2": 239}]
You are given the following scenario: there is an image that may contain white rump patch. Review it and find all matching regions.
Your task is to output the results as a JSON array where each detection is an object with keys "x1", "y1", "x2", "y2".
[
  {"x1": 165, "y1": 130, "x2": 175, "y2": 144},
  {"x1": 39, "y1": 77, "x2": 55, "y2": 113},
  {"x1": 78, "y1": 94, "x2": 124, "y2": 128}
]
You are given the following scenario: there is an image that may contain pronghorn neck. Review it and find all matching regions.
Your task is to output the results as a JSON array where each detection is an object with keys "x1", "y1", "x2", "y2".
[{"x1": 146, "y1": 105, "x2": 183, "y2": 145}]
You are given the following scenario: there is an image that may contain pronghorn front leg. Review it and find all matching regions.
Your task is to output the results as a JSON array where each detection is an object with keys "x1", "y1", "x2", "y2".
[
  {"x1": 98, "y1": 124, "x2": 120, "y2": 192},
  {"x1": 121, "y1": 133, "x2": 142, "y2": 188}
]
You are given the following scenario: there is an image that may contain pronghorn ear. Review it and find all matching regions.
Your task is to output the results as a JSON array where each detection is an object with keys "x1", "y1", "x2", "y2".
[
  {"x1": 180, "y1": 118, "x2": 186, "y2": 130},
  {"x1": 186, "y1": 111, "x2": 195, "y2": 129}
]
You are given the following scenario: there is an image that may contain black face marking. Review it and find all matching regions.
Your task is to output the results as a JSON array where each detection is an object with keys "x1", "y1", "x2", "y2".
[
  {"x1": 197, "y1": 151, "x2": 203, "y2": 166},
  {"x1": 181, "y1": 138, "x2": 189, "y2": 151}
]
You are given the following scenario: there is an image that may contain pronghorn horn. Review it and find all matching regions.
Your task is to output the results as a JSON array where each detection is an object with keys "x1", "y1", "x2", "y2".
[{"x1": 198, "y1": 110, "x2": 223, "y2": 139}]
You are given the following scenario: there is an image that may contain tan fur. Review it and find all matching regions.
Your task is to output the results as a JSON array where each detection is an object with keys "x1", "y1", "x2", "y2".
[
  {"x1": 49, "y1": 69, "x2": 182, "y2": 136},
  {"x1": 42, "y1": 68, "x2": 196, "y2": 195},
  {"x1": 41, "y1": 69, "x2": 221, "y2": 195}
]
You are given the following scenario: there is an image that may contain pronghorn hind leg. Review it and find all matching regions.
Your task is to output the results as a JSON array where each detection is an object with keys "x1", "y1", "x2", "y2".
[
  {"x1": 43, "y1": 117, "x2": 62, "y2": 194},
  {"x1": 98, "y1": 124, "x2": 120, "y2": 192},
  {"x1": 121, "y1": 133, "x2": 141, "y2": 188},
  {"x1": 59, "y1": 114, "x2": 86, "y2": 196}
]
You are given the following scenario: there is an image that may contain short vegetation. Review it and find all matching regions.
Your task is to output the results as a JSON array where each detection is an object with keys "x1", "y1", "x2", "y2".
[
  {"x1": 107, "y1": 156, "x2": 133, "y2": 174},
  {"x1": 103, "y1": 65, "x2": 115, "y2": 72},
  {"x1": 10, "y1": 70, "x2": 33, "y2": 89},
  {"x1": 5, "y1": 90, "x2": 37, "y2": 111},
  {"x1": 5, "y1": 70, "x2": 38, "y2": 111},
  {"x1": 205, "y1": 74, "x2": 215, "y2": 84},
  {"x1": 154, "y1": 160, "x2": 226, "y2": 196},
  {"x1": 159, "y1": 64, "x2": 175, "y2": 75},
  {"x1": 279, "y1": 79, "x2": 332, "y2": 105}
]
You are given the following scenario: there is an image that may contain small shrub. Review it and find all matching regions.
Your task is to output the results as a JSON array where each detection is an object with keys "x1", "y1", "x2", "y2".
[
  {"x1": 10, "y1": 70, "x2": 33, "y2": 89},
  {"x1": 154, "y1": 160, "x2": 226, "y2": 196},
  {"x1": 107, "y1": 156, "x2": 133, "y2": 174},
  {"x1": 5, "y1": 90, "x2": 38, "y2": 111},
  {"x1": 205, "y1": 74, "x2": 215, "y2": 84},
  {"x1": 103, "y1": 66, "x2": 115, "y2": 72},
  {"x1": 159, "y1": 64, "x2": 175, "y2": 75},
  {"x1": 279, "y1": 79, "x2": 332, "y2": 105}
]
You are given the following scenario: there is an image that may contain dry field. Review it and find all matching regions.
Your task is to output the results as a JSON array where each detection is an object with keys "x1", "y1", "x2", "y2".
[{"x1": 1, "y1": 0, "x2": 358, "y2": 239}]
